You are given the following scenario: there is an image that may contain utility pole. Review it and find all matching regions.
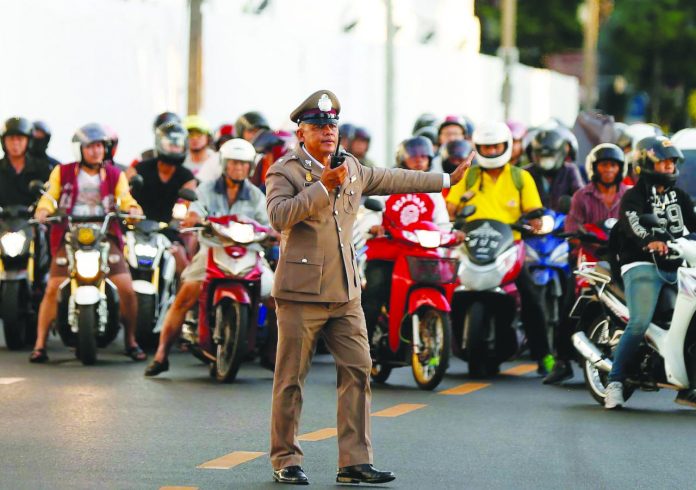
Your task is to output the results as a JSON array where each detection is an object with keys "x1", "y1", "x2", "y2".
[
  {"x1": 498, "y1": 0, "x2": 518, "y2": 120},
  {"x1": 187, "y1": 0, "x2": 204, "y2": 115},
  {"x1": 385, "y1": 0, "x2": 395, "y2": 167},
  {"x1": 582, "y1": 0, "x2": 600, "y2": 110}
]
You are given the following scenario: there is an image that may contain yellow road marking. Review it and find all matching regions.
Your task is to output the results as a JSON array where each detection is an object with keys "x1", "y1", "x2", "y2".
[
  {"x1": 372, "y1": 403, "x2": 427, "y2": 417},
  {"x1": 197, "y1": 451, "x2": 266, "y2": 469},
  {"x1": 0, "y1": 377, "x2": 25, "y2": 385},
  {"x1": 160, "y1": 487, "x2": 199, "y2": 490},
  {"x1": 298, "y1": 427, "x2": 337, "y2": 441},
  {"x1": 502, "y1": 364, "x2": 537, "y2": 376},
  {"x1": 439, "y1": 382, "x2": 490, "y2": 395}
]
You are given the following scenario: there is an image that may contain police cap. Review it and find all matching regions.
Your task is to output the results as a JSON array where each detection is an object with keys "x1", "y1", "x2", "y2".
[{"x1": 290, "y1": 90, "x2": 340, "y2": 126}]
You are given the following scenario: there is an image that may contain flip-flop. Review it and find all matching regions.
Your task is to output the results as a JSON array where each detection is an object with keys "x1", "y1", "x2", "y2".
[
  {"x1": 124, "y1": 345, "x2": 147, "y2": 362},
  {"x1": 29, "y1": 348, "x2": 48, "y2": 363}
]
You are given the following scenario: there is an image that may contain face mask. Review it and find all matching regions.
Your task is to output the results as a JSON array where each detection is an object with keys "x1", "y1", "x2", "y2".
[{"x1": 539, "y1": 156, "x2": 557, "y2": 171}]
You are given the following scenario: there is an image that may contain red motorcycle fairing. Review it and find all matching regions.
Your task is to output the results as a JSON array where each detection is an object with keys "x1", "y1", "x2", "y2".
[
  {"x1": 213, "y1": 283, "x2": 252, "y2": 307},
  {"x1": 407, "y1": 287, "x2": 451, "y2": 315}
]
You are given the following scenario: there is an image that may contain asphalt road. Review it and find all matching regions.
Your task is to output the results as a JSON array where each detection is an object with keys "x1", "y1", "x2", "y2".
[{"x1": 2, "y1": 331, "x2": 696, "y2": 490}]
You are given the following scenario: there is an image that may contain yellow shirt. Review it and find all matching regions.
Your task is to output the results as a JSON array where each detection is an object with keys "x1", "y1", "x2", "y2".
[{"x1": 446, "y1": 164, "x2": 542, "y2": 238}]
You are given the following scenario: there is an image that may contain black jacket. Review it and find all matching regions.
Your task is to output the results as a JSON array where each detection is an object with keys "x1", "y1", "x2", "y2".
[
  {"x1": 0, "y1": 155, "x2": 52, "y2": 208},
  {"x1": 614, "y1": 178, "x2": 696, "y2": 271}
]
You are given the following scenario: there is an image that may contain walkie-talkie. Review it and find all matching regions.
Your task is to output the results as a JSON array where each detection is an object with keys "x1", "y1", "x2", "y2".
[{"x1": 330, "y1": 143, "x2": 346, "y2": 169}]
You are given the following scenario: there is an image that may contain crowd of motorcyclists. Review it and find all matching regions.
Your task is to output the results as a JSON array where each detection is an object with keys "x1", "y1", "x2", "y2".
[{"x1": 2, "y1": 107, "x2": 696, "y2": 410}]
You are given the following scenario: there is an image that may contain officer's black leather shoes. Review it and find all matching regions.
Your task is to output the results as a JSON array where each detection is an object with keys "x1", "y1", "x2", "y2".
[
  {"x1": 273, "y1": 465, "x2": 309, "y2": 485},
  {"x1": 336, "y1": 464, "x2": 395, "y2": 484},
  {"x1": 675, "y1": 388, "x2": 696, "y2": 408}
]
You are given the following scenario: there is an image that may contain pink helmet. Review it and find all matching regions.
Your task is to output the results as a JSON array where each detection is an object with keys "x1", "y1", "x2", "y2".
[{"x1": 506, "y1": 120, "x2": 527, "y2": 141}]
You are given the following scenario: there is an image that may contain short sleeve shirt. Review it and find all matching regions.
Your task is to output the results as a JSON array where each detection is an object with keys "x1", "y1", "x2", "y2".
[
  {"x1": 446, "y1": 164, "x2": 542, "y2": 238},
  {"x1": 132, "y1": 159, "x2": 195, "y2": 222}
]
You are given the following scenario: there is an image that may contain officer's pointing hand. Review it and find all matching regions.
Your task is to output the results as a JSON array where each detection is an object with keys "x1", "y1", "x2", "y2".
[
  {"x1": 321, "y1": 163, "x2": 348, "y2": 192},
  {"x1": 449, "y1": 151, "x2": 475, "y2": 187}
]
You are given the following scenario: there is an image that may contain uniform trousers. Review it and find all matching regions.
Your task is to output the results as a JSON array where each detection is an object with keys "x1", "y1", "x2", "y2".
[{"x1": 270, "y1": 296, "x2": 373, "y2": 469}]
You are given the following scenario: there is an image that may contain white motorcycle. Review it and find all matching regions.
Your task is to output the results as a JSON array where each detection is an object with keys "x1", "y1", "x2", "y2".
[{"x1": 572, "y1": 214, "x2": 696, "y2": 406}]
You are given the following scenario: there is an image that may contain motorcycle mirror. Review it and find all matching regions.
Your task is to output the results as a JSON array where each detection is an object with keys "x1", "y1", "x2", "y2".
[
  {"x1": 363, "y1": 198, "x2": 384, "y2": 212},
  {"x1": 129, "y1": 174, "x2": 144, "y2": 191},
  {"x1": 28, "y1": 179, "x2": 45, "y2": 196},
  {"x1": 458, "y1": 204, "x2": 476, "y2": 219},
  {"x1": 639, "y1": 214, "x2": 660, "y2": 229},
  {"x1": 558, "y1": 195, "x2": 572, "y2": 215},
  {"x1": 178, "y1": 188, "x2": 198, "y2": 202}
]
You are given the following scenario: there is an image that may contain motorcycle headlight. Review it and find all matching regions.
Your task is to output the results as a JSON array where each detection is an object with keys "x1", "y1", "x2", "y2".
[
  {"x1": 172, "y1": 202, "x2": 188, "y2": 221},
  {"x1": 134, "y1": 243, "x2": 158, "y2": 258},
  {"x1": 75, "y1": 250, "x2": 100, "y2": 279},
  {"x1": 536, "y1": 215, "x2": 555, "y2": 235},
  {"x1": 214, "y1": 222, "x2": 255, "y2": 244},
  {"x1": 415, "y1": 230, "x2": 441, "y2": 248},
  {"x1": 0, "y1": 231, "x2": 27, "y2": 258}
]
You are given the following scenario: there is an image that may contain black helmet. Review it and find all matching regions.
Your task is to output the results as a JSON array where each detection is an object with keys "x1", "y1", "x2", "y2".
[
  {"x1": 441, "y1": 139, "x2": 474, "y2": 174},
  {"x1": 613, "y1": 122, "x2": 632, "y2": 151},
  {"x1": 556, "y1": 126, "x2": 578, "y2": 163},
  {"x1": 396, "y1": 136, "x2": 434, "y2": 168},
  {"x1": 412, "y1": 113, "x2": 438, "y2": 134},
  {"x1": 251, "y1": 129, "x2": 285, "y2": 155},
  {"x1": 585, "y1": 143, "x2": 625, "y2": 184},
  {"x1": 339, "y1": 123, "x2": 356, "y2": 141},
  {"x1": 155, "y1": 122, "x2": 189, "y2": 166},
  {"x1": 413, "y1": 125, "x2": 438, "y2": 147},
  {"x1": 72, "y1": 123, "x2": 109, "y2": 164},
  {"x1": 153, "y1": 111, "x2": 181, "y2": 131},
  {"x1": 351, "y1": 126, "x2": 371, "y2": 142},
  {"x1": 1, "y1": 117, "x2": 33, "y2": 154},
  {"x1": 528, "y1": 129, "x2": 567, "y2": 173},
  {"x1": 29, "y1": 120, "x2": 52, "y2": 156},
  {"x1": 635, "y1": 136, "x2": 684, "y2": 187},
  {"x1": 438, "y1": 115, "x2": 467, "y2": 137},
  {"x1": 235, "y1": 111, "x2": 270, "y2": 138}
]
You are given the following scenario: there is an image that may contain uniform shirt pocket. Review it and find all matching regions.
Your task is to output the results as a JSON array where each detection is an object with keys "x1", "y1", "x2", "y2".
[
  {"x1": 342, "y1": 184, "x2": 360, "y2": 214},
  {"x1": 279, "y1": 250, "x2": 324, "y2": 294}
]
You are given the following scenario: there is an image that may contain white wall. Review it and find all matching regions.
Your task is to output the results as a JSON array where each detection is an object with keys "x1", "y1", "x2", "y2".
[{"x1": 0, "y1": 0, "x2": 578, "y2": 166}]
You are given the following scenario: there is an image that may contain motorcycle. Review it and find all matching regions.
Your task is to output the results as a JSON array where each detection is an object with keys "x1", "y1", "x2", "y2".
[
  {"x1": 572, "y1": 214, "x2": 696, "y2": 406},
  {"x1": 524, "y1": 202, "x2": 571, "y2": 350},
  {"x1": 450, "y1": 205, "x2": 544, "y2": 377},
  {"x1": 178, "y1": 189, "x2": 273, "y2": 383},
  {"x1": 363, "y1": 199, "x2": 459, "y2": 391},
  {"x1": 0, "y1": 190, "x2": 49, "y2": 349}
]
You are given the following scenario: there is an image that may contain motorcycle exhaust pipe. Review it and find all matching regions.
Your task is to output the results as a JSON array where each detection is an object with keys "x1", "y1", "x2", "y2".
[{"x1": 572, "y1": 332, "x2": 613, "y2": 373}]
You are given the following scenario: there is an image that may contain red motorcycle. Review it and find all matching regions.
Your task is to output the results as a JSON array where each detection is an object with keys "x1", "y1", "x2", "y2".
[
  {"x1": 363, "y1": 199, "x2": 459, "y2": 390},
  {"x1": 179, "y1": 190, "x2": 273, "y2": 383}
]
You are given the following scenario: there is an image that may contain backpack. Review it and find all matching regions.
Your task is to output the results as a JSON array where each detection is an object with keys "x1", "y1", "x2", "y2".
[{"x1": 464, "y1": 164, "x2": 524, "y2": 192}]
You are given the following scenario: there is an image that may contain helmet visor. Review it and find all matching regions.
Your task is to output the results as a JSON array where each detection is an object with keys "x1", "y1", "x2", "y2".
[{"x1": 404, "y1": 139, "x2": 433, "y2": 159}]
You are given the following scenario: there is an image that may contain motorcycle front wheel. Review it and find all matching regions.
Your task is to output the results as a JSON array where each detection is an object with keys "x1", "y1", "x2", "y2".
[
  {"x1": 212, "y1": 301, "x2": 249, "y2": 383},
  {"x1": 135, "y1": 293, "x2": 158, "y2": 351},
  {"x1": 582, "y1": 314, "x2": 635, "y2": 406},
  {"x1": 1, "y1": 282, "x2": 28, "y2": 350},
  {"x1": 77, "y1": 304, "x2": 98, "y2": 366},
  {"x1": 411, "y1": 307, "x2": 451, "y2": 391}
]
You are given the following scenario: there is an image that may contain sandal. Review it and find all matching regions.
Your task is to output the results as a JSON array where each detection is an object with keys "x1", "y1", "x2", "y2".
[
  {"x1": 29, "y1": 348, "x2": 48, "y2": 364},
  {"x1": 124, "y1": 345, "x2": 147, "y2": 362}
]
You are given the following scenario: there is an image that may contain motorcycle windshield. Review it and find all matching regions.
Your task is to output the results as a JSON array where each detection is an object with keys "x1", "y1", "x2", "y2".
[{"x1": 464, "y1": 220, "x2": 514, "y2": 265}]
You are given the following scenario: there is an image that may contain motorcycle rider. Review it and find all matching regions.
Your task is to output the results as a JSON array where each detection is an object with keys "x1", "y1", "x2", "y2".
[
  {"x1": 506, "y1": 120, "x2": 527, "y2": 167},
  {"x1": 525, "y1": 128, "x2": 584, "y2": 211},
  {"x1": 30, "y1": 123, "x2": 145, "y2": 363},
  {"x1": 446, "y1": 122, "x2": 554, "y2": 374},
  {"x1": 544, "y1": 143, "x2": 629, "y2": 384},
  {"x1": 235, "y1": 111, "x2": 271, "y2": 142},
  {"x1": 347, "y1": 126, "x2": 375, "y2": 168},
  {"x1": 213, "y1": 123, "x2": 236, "y2": 151},
  {"x1": 28, "y1": 120, "x2": 60, "y2": 169},
  {"x1": 361, "y1": 136, "x2": 458, "y2": 342},
  {"x1": 432, "y1": 115, "x2": 468, "y2": 173},
  {"x1": 250, "y1": 129, "x2": 292, "y2": 192},
  {"x1": 126, "y1": 121, "x2": 197, "y2": 275},
  {"x1": 605, "y1": 135, "x2": 696, "y2": 409},
  {"x1": 144, "y1": 138, "x2": 273, "y2": 376},
  {"x1": 138, "y1": 111, "x2": 181, "y2": 163},
  {"x1": 182, "y1": 114, "x2": 219, "y2": 182},
  {"x1": 0, "y1": 117, "x2": 52, "y2": 207}
]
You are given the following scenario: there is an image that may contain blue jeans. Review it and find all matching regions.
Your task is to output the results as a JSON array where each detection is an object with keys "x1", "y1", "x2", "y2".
[{"x1": 608, "y1": 264, "x2": 677, "y2": 383}]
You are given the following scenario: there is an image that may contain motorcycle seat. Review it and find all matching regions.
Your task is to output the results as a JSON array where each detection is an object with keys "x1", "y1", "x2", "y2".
[{"x1": 594, "y1": 264, "x2": 625, "y2": 302}]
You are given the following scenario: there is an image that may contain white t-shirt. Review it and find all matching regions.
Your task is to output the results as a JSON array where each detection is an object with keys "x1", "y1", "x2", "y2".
[
  {"x1": 73, "y1": 170, "x2": 104, "y2": 216},
  {"x1": 184, "y1": 148, "x2": 219, "y2": 182}
]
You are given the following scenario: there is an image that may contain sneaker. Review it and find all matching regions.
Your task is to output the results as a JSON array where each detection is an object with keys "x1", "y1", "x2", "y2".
[
  {"x1": 605, "y1": 381, "x2": 624, "y2": 409},
  {"x1": 543, "y1": 360, "x2": 573, "y2": 385},
  {"x1": 537, "y1": 354, "x2": 555, "y2": 376}
]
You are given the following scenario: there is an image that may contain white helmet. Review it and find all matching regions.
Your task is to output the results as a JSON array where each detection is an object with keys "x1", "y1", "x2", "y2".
[
  {"x1": 219, "y1": 138, "x2": 257, "y2": 173},
  {"x1": 472, "y1": 122, "x2": 512, "y2": 169}
]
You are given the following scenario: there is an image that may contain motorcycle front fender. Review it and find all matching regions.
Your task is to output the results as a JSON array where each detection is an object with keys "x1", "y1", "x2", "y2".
[
  {"x1": 132, "y1": 279, "x2": 157, "y2": 296},
  {"x1": 407, "y1": 287, "x2": 450, "y2": 315},
  {"x1": 74, "y1": 285, "x2": 101, "y2": 306},
  {"x1": 212, "y1": 283, "x2": 252, "y2": 306},
  {"x1": 530, "y1": 267, "x2": 552, "y2": 286}
]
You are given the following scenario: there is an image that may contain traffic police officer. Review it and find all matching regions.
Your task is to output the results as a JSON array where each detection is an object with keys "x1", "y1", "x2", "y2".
[{"x1": 265, "y1": 90, "x2": 470, "y2": 485}]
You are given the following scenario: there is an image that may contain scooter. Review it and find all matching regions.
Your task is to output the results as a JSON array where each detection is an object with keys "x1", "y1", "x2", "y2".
[
  {"x1": 0, "y1": 194, "x2": 49, "y2": 349},
  {"x1": 450, "y1": 205, "x2": 544, "y2": 377},
  {"x1": 178, "y1": 189, "x2": 274, "y2": 382},
  {"x1": 364, "y1": 199, "x2": 459, "y2": 391},
  {"x1": 572, "y1": 214, "x2": 696, "y2": 406}
]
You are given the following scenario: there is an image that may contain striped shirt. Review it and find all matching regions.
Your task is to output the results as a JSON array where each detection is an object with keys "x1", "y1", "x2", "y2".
[{"x1": 564, "y1": 182, "x2": 629, "y2": 233}]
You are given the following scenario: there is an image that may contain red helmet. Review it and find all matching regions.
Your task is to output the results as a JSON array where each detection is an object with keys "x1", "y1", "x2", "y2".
[{"x1": 214, "y1": 123, "x2": 236, "y2": 151}]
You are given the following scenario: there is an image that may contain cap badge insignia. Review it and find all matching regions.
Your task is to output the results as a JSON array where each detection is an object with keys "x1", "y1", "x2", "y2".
[
  {"x1": 318, "y1": 94, "x2": 332, "y2": 112},
  {"x1": 304, "y1": 159, "x2": 312, "y2": 168}
]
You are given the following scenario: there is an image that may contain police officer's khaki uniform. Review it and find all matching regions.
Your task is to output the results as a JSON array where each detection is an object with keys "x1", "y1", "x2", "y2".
[{"x1": 266, "y1": 139, "x2": 443, "y2": 469}]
